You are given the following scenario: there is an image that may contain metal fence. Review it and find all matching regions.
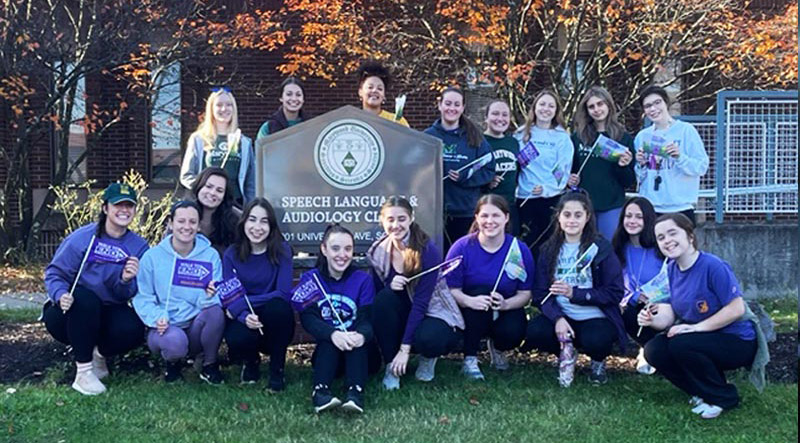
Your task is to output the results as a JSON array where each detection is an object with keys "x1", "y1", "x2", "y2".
[{"x1": 682, "y1": 90, "x2": 798, "y2": 223}]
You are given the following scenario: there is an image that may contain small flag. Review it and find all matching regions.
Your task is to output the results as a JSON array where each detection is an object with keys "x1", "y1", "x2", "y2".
[
  {"x1": 503, "y1": 239, "x2": 527, "y2": 281},
  {"x1": 171, "y1": 259, "x2": 213, "y2": 288},
  {"x1": 464, "y1": 152, "x2": 494, "y2": 180},
  {"x1": 439, "y1": 256, "x2": 463, "y2": 278},
  {"x1": 640, "y1": 261, "x2": 670, "y2": 304},
  {"x1": 86, "y1": 238, "x2": 129, "y2": 264},
  {"x1": 290, "y1": 272, "x2": 324, "y2": 312},
  {"x1": 551, "y1": 163, "x2": 565, "y2": 184},
  {"x1": 516, "y1": 140, "x2": 540, "y2": 169},
  {"x1": 641, "y1": 134, "x2": 671, "y2": 158},
  {"x1": 573, "y1": 243, "x2": 599, "y2": 276},
  {"x1": 217, "y1": 276, "x2": 247, "y2": 308},
  {"x1": 593, "y1": 134, "x2": 628, "y2": 162}
]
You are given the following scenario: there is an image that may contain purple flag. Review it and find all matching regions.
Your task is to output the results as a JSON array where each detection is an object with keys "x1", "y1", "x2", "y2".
[
  {"x1": 464, "y1": 152, "x2": 494, "y2": 180},
  {"x1": 86, "y1": 237, "x2": 129, "y2": 264},
  {"x1": 217, "y1": 276, "x2": 247, "y2": 308},
  {"x1": 516, "y1": 140, "x2": 540, "y2": 169},
  {"x1": 171, "y1": 258, "x2": 213, "y2": 288},
  {"x1": 290, "y1": 272, "x2": 324, "y2": 312},
  {"x1": 593, "y1": 134, "x2": 628, "y2": 162},
  {"x1": 439, "y1": 256, "x2": 462, "y2": 278}
]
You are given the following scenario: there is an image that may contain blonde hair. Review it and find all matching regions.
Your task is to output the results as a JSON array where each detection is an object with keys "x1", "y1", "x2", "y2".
[
  {"x1": 521, "y1": 89, "x2": 567, "y2": 143},
  {"x1": 192, "y1": 90, "x2": 240, "y2": 149}
]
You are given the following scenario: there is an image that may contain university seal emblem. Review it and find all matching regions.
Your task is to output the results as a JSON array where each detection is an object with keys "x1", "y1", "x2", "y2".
[{"x1": 314, "y1": 119, "x2": 385, "y2": 190}]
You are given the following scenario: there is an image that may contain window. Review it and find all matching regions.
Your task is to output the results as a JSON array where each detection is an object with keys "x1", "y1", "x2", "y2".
[
  {"x1": 150, "y1": 62, "x2": 181, "y2": 185},
  {"x1": 54, "y1": 62, "x2": 87, "y2": 184}
]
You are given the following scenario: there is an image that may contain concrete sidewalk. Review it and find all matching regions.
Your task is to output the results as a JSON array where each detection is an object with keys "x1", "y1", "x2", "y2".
[{"x1": 0, "y1": 292, "x2": 47, "y2": 310}]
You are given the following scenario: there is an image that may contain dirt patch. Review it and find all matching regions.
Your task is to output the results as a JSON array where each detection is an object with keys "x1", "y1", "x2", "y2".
[{"x1": 1, "y1": 319, "x2": 796, "y2": 385}]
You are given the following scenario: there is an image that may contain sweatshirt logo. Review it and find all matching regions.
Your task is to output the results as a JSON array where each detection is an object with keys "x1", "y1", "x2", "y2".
[
  {"x1": 696, "y1": 300, "x2": 709, "y2": 314},
  {"x1": 314, "y1": 119, "x2": 384, "y2": 190},
  {"x1": 318, "y1": 293, "x2": 357, "y2": 329}
]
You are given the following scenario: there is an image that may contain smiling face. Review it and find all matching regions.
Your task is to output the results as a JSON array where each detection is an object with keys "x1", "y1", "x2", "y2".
[
  {"x1": 558, "y1": 201, "x2": 589, "y2": 240},
  {"x1": 642, "y1": 93, "x2": 670, "y2": 125},
  {"x1": 359, "y1": 76, "x2": 385, "y2": 110},
  {"x1": 485, "y1": 101, "x2": 511, "y2": 136},
  {"x1": 476, "y1": 203, "x2": 509, "y2": 239},
  {"x1": 655, "y1": 219, "x2": 695, "y2": 260},
  {"x1": 321, "y1": 232, "x2": 354, "y2": 276},
  {"x1": 103, "y1": 201, "x2": 136, "y2": 231},
  {"x1": 212, "y1": 93, "x2": 234, "y2": 126},
  {"x1": 585, "y1": 95, "x2": 609, "y2": 125},
  {"x1": 534, "y1": 93, "x2": 557, "y2": 127},
  {"x1": 623, "y1": 203, "x2": 645, "y2": 237},
  {"x1": 439, "y1": 90, "x2": 465, "y2": 127},
  {"x1": 380, "y1": 206, "x2": 413, "y2": 243},
  {"x1": 244, "y1": 205, "x2": 270, "y2": 247},
  {"x1": 280, "y1": 83, "x2": 304, "y2": 113},
  {"x1": 171, "y1": 206, "x2": 200, "y2": 244},
  {"x1": 197, "y1": 174, "x2": 227, "y2": 210}
]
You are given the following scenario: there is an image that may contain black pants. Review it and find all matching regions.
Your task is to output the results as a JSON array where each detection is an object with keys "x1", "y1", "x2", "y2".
[
  {"x1": 524, "y1": 315, "x2": 617, "y2": 361},
  {"x1": 224, "y1": 297, "x2": 295, "y2": 376},
  {"x1": 621, "y1": 303, "x2": 658, "y2": 347},
  {"x1": 312, "y1": 340, "x2": 368, "y2": 388},
  {"x1": 461, "y1": 307, "x2": 526, "y2": 357},
  {"x1": 43, "y1": 287, "x2": 144, "y2": 363},
  {"x1": 444, "y1": 215, "x2": 473, "y2": 253},
  {"x1": 656, "y1": 209, "x2": 695, "y2": 226},
  {"x1": 372, "y1": 287, "x2": 461, "y2": 361},
  {"x1": 644, "y1": 331, "x2": 757, "y2": 409},
  {"x1": 517, "y1": 195, "x2": 560, "y2": 252}
]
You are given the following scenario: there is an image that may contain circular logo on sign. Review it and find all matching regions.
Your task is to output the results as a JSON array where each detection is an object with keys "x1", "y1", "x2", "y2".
[{"x1": 314, "y1": 119, "x2": 385, "y2": 190}]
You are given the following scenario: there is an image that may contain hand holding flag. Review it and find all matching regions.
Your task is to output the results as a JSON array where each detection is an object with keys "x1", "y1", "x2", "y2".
[
  {"x1": 407, "y1": 256, "x2": 463, "y2": 282},
  {"x1": 637, "y1": 259, "x2": 670, "y2": 337},
  {"x1": 491, "y1": 239, "x2": 527, "y2": 320},
  {"x1": 641, "y1": 134, "x2": 671, "y2": 158},
  {"x1": 541, "y1": 243, "x2": 599, "y2": 305},
  {"x1": 593, "y1": 134, "x2": 629, "y2": 163},
  {"x1": 443, "y1": 152, "x2": 493, "y2": 181},
  {"x1": 217, "y1": 276, "x2": 263, "y2": 335}
]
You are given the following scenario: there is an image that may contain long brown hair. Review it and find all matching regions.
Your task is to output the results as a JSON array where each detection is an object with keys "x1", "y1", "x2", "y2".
[
  {"x1": 654, "y1": 213, "x2": 698, "y2": 252},
  {"x1": 235, "y1": 198, "x2": 289, "y2": 265},
  {"x1": 574, "y1": 86, "x2": 625, "y2": 146},
  {"x1": 468, "y1": 194, "x2": 511, "y2": 234},
  {"x1": 611, "y1": 197, "x2": 661, "y2": 267},
  {"x1": 521, "y1": 89, "x2": 568, "y2": 143},
  {"x1": 379, "y1": 196, "x2": 430, "y2": 276},
  {"x1": 539, "y1": 192, "x2": 599, "y2": 282},
  {"x1": 439, "y1": 86, "x2": 484, "y2": 148}
]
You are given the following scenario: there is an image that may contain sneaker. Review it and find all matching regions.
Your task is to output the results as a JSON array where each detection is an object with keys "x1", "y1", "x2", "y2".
[
  {"x1": 240, "y1": 360, "x2": 260, "y2": 385},
  {"x1": 164, "y1": 361, "x2": 183, "y2": 383},
  {"x1": 415, "y1": 356, "x2": 437, "y2": 382},
  {"x1": 588, "y1": 360, "x2": 608, "y2": 385},
  {"x1": 689, "y1": 396, "x2": 704, "y2": 408},
  {"x1": 92, "y1": 347, "x2": 109, "y2": 380},
  {"x1": 312, "y1": 384, "x2": 341, "y2": 413},
  {"x1": 199, "y1": 363, "x2": 224, "y2": 385},
  {"x1": 488, "y1": 340, "x2": 509, "y2": 371},
  {"x1": 382, "y1": 366, "x2": 400, "y2": 390},
  {"x1": 72, "y1": 369, "x2": 107, "y2": 395},
  {"x1": 558, "y1": 340, "x2": 577, "y2": 388},
  {"x1": 461, "y1": 356, "x2": 485, "y2": 380},
  {"x1": 636, "y1": 348, "x2": 656, "y2": 375},
  {"x1": 341, "y1": 385, "x2": 365, "y2": 413},
  {"x1": 692, "y1": 400, "x2": 711, "y2": 414},
  {"x1": 699, "y1": 404, "x2": 724, "y2": 419},
  {"x1": 267, "y1": 373, "x2": 286, "y2": 393}
]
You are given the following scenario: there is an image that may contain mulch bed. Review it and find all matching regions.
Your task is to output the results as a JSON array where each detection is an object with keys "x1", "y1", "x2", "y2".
[{"x1": 1, "y1": 319, "x2": 796, "y2": 385}]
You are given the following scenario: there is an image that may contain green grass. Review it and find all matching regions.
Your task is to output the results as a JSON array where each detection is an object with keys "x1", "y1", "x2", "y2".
[
  {"x1": 1, "y1": 360, "x2": 797, "y2": 443},
  {"x1": 759, "y1": 295, "x2": 798, "y2": 333},
  {"x1": 0, "y1": 308, "x2": 40, "y2": 324}
]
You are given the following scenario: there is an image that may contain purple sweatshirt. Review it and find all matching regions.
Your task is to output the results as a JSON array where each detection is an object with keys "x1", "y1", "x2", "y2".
[
  {"x1": 299, "y1": 266, "x2": 375, "y2": 342},
  {"x1": 222, "y1": 243, "x2": 293, "y2": 324},
  {"x1": 371, "y1": 239, "x2": 441, "y2": 345},
  {"x1": 45, "y1": 223, "x2": 149, "y2": 305},
  {"x1": 445, "y1": 233, "x2": 535, "y2": 297}
]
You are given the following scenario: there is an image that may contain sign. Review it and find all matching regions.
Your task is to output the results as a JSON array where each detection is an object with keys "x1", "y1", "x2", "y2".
[{"x1": 257, "y1": 106, "x2": 443, "y2": 253}]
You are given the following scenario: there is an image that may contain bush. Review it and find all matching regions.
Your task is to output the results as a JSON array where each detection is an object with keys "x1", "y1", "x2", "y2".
[{"x1": 50, "y1": 170, "x2": 174, "y2": 245}]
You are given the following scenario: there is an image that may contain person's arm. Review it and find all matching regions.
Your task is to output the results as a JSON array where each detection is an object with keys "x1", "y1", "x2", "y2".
[
  {"x1": 531, "y1": 253, "x2": 566, "y2": 322},
  {"x1": 131, "y1": 254, "x2": 165, "y2": 327},
  {"x1": 199, "y1": 252, "x2": 223, "y2": 309},
  {"x1": 300, "y1": 304, "x2": 337, "y2": 343},
  {"x1": 179, "y1": 135, "x2": 202, "y2": 191},
  {"x1": 633, "y1": 131, "x2": 648, "y2": 185},
  {"x1": 351, "y1": 276, "x2": 375, "y2": 342},
  {"x1": 673, "y1": 124, "x2": 709, "y2": 177},
  {"x1": 256, "y1": 121, "x2": 271, "y2": 141},
  {"x1": 459, "y1": 139, "x2": 496, "y2": 188},
  {"x1": 612, "y1": 132, "x2": 636, "y2": 188},
  {"x1": 400, "y1": 244, "x2": 440, "y2": 344},
  {"x1": 668, "y1": 297, "x2": 745, "y2": 336},
  {"x1": 242, "y1": 137, "x2": 256, "y2": 203},
  {"x1": 570, "y1": 250, "x2": 624, "y2": 307},
  {"x1": 44, "y1": 230, "x2": 88, "y2": 303}
]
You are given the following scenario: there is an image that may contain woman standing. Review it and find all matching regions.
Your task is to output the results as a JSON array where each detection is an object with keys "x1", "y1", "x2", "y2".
[
  {"x1": 133, "y1": 201, "x2": 225, "y2": 384},
  {"x1": 256, "y1": 77, "x2": 308, "y2": 140},
  {"x1": 43, "y1": 183, "x2": 149, "y2": 395},
  {"x1": 524, "y1": 192, "x2": 626, "y2": 386},
  {"x1": 190, "y1": 167, "x2": 238, "y2": 255},
  {"x1": 634, "y1": 86, "x2": 709, "y2": 225},
  {"x1": 514, "y1": 90, "x2": 573, "y2": 250},
  {"x1": 424, "y1": 87, "x2": 495, "y2": 251},
  {"x1": 567, "y1": 86, "x2": 635, "y2": 240},
  {"x1": 180, "y1": 88, "x2": 255, "y2": 205},
  {"x1": 368, "y1": 196, "x2": 464, "y2": 390},
  {"x1": 446, "y1": 194, "x2": 534, "y2": 380},
  {"x1": 639, "y1": 213, "x2": 767, "y2": 419},
  {"x1": 483, "y1": 99, "x2": 520, "y2": 236},
  {"x1": 356, "y1": 60, "x2": 409, "y2": 126},
  {"x1": 222, "y1": 198, "x2": 295, "y2": 392}
]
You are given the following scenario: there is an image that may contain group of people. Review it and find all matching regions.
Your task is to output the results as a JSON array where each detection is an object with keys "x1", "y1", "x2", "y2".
[{"x1": 42, "y1": 62, "x2": 768, "y2": 419}]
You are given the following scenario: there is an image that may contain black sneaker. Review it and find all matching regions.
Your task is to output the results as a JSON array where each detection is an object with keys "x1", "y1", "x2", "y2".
[
  {"x1": 267, "y1": 373, "x2": 286, "y2": 393},
  {"x1": 340, "y1": 385, "x2": 364, "y2": 413},
  {"x1": 199, "y1": 363, "x2": 224, "y2": 385},
  {"x1": 588, "y1": 360, "x2": 608, "y2": 385},
  {"x1": 164, "y1": 361, "x2": 183, "y2": 383},
  {"x1": 312, "y1": 384, "x2": 341, "y2": 413},
  {"x1": 240, "y1": 360, "x2": 260, "y2": 385}
]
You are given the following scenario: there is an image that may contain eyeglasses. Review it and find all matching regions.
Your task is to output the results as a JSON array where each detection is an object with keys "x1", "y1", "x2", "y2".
[
  {"x1": 210, "y1": 86, "x2": 232, "y2": 93},
  {"x1": 643, "y1": 98, "x2": 664, "y2": 110}
]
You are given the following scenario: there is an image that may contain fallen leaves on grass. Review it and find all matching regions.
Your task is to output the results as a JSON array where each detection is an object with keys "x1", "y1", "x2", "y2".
[
  {"x1": 438, "y1": 415, "x2": 450, "y2": 425},
  {"x1": 468, "y1": 396, "x2": 480, "y2": 406},
  {"x1": 0, "y1": 264, "x2": 46, "y2": 294},
  {"x1": 238, "y1": 402, "x2": 250, "y2": 412}
]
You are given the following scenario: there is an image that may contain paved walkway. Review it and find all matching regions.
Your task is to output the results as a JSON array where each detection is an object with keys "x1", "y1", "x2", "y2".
[{"x1": 0, "y1": 292, "x2": 46, "y2": 310}]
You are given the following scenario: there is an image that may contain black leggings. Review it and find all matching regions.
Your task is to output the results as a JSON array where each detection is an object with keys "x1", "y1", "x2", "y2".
[
  {"x1": 43, "y1": 287, "x2": 144, "y2": 363},
  {"x1": 224, "y1": 297, "x2": 295, "y2": 376},
  {"x1": 517, "y1": 195, "x2": 560, "y2": 252},
  {"x1": 525, "y1": 315, "x2": 617, "y2": 361},
  {"x1": 644, "y1": 331, "x2": 757, "y2": 409},
  {"x1": 312, "y1": 340, "x2": 368, "y2": 388},
  {"x1": 372, "y1": 287, "x2": 461, "y2": 361},
  {"x1": 461, "y1": 306, "x2": 526, "y2": 357},
  {"x1": 621, "y1": 303, "x2": 658, "y2": 347}
]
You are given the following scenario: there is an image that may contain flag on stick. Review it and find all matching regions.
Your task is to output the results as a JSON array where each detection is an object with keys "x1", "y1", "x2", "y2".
[
  {"x1": 516, "y1": 140, "x2": 540, "y2": 169},
  {"x1": 593, "y1": 134, "x2": 629, "y2": 162},
  {"x1": 491, "y1": 239, "x2": 527, "y2": 320},
  {"x1": 408, "y1": 256, "x2": 463, "y2": 282},
  {"x1": 541, "y1": 243, "x2": 598, "y2": 305}
]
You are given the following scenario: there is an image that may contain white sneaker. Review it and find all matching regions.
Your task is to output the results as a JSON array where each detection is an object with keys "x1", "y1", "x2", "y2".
[
  {"x1": 700, "y1": 404, "x2": 724, "y2": 419},
  {"x1": 635, "y1": 348, "x2": 655, "y2": 375},
  {"x1": 72, "y1": 370, "x2": 107, "y2": 395},
  {"x1": 382, "y1": 366, "x2": 400, "y2": 390},
  {"x1": 488, "y1": 340, "x2": 509, "y2": 371},
  {"x1": 415, "y1": 356, "x2": 437, "y2": 382},
  {"x1": 689, "y1": 396, "x2": 704, "y2": 408},
  {"x1": 461, "y1": 356, "x2": 485, "y2": 380},
  {"x1": 92, "y1": 347, "x2": 109, "y2": 380}
]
